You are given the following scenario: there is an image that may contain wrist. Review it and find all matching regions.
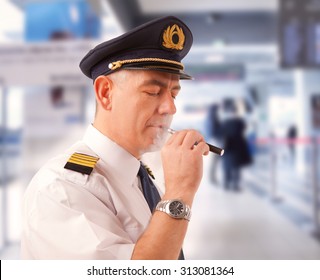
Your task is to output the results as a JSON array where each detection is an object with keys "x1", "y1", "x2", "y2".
[
  {"x1": 164, "y1": 181, "x2": 199, "y2": 202},
  {"x1": 162, "y1": 191, "x2": 195, "y2": 207}
]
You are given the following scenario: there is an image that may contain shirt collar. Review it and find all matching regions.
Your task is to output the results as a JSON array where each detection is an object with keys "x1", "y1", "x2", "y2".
[{"x1": 83, "y1": 124, "x2": 140, "y2": 187}]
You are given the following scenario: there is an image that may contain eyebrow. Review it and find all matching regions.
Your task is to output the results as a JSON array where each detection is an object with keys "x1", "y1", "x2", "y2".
[{"x1": 140, "y1": 79, "x2": 181, "y2": 91}]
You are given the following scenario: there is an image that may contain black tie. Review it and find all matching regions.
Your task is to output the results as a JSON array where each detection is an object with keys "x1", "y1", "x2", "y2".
[
  {"x1": 138, "y1": 162, "x2": 185, "y2": 260},
  {"x1": 138, "y1": 163, "x2": 161, "y2": 212}
]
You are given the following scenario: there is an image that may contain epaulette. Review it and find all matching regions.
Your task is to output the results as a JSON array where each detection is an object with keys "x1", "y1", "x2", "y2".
[{"x1": 64, "y1": 152, "x2": 99, "y2": 175}]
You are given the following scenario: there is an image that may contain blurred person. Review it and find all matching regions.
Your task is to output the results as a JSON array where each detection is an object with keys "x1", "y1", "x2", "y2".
[
  {"x1": 21, "y1": 16, "x2": 209, "y2": 260},
  {"x1": 206, "y1": 103, "x2": 222, "y2": 184},
  {"x1": 219, "y1": 99, "x2": 252, "y2": 191},
  {"x1": 287, "y1": 124, "x2": 297, "y2": 161}
]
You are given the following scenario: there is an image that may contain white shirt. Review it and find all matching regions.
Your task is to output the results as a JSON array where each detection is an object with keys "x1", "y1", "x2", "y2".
[{"x1": 21, "y1": 125, "x2": 158, "y2": 259}]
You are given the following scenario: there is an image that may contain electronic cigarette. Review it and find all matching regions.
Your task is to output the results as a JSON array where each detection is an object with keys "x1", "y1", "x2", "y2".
[{"x1": 167, "y1": 128, "x2": 224, "y2": 156}]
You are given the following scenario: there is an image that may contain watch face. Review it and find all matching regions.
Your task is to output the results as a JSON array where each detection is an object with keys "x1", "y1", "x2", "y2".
[{"x1": 169, "y1": 200, "x2": 185, "y2": 218}]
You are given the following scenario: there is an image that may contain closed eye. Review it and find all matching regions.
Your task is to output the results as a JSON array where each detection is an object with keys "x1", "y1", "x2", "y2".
[{"x1": 145, "y1": 92, "x2": 160, "y2": 96}]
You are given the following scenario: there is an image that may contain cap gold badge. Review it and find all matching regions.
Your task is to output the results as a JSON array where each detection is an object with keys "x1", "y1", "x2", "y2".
[{"x1": 162, "y1": 24, "x2": 185, "y2": 50}]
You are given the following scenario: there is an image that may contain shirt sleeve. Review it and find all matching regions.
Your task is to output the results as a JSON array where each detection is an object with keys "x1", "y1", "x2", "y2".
[{"x1": 21, "y1": 178, "x2": 136, "y2": 260}]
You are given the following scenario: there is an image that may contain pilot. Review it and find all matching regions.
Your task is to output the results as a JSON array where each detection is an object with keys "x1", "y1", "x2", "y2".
[{"x1": 21, "y1": 16, "x2": 209, "y2": 259}]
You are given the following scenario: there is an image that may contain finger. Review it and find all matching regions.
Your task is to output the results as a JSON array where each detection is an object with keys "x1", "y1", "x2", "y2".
[
  {"x1": 166, "y1": 129, "x2": 188, "y2": 146},
  {"x1": 182, "y1": 130, "x2": 205, "y2": 150},
  {"x1": 193, "y1": 141, "x2": 210, "y2": 155}
]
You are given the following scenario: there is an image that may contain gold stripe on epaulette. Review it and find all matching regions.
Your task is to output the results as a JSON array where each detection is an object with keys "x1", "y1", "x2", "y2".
[
  {"x1": 64, "y1": 153, "x2": 99, "y2": 175},
  {"x1": 68, "y1": 159, "x2": 97, "y2": 168},
  {"x1": 71, "y1": 153, "x2": 99, "y2": 161},
  {"x1": 69, "y1": 153, "x2": 99, "y2": 167}
]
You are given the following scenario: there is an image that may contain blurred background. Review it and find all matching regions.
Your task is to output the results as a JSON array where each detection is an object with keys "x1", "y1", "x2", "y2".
[{"x1": 1, "y1": 0, "x2": 320, "y2": 259}]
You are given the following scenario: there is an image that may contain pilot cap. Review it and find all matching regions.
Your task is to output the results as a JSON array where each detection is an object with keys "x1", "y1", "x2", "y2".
[{"x1": 79, "y1": 16, "x2": 193, "y2": 80}]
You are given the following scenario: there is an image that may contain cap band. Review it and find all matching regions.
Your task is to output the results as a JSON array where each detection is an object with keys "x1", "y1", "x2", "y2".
[{"x1": 108, "y1": 58, "x2": 184, "y2": 71}]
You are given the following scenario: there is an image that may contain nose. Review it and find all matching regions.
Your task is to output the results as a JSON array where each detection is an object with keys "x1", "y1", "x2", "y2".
[{"x1": 158, "y1": 92, "x2": 176, "y2": 115}]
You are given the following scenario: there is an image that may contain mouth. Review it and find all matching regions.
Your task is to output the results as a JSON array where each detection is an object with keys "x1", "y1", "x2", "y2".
[{"x1": 147, "y1": 124, "x2": 169, "y2": 131}]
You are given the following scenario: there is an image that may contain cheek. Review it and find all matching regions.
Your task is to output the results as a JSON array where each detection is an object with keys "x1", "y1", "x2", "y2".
[
  {"x1": 114, "y1": 94, "x2": 137, "y2": 116},
  {"x1": 117, "y1": 94, "x2": 157, "y2": 131},
  {"x1": 131, "y1": 98, "x2": 155, "y2": 122},
  {"x1": 120, "y1": 101, "x2": 145, "y2": 130}
]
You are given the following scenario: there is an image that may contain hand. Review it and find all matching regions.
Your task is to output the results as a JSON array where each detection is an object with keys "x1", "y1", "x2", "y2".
[{"x1": 161, "y1": 130, "x2": 209, "y2": 205}]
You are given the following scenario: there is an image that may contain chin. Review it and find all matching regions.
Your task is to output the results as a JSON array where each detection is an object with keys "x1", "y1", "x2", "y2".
[
  {"x1": 141, "y1": 138, "x2": 165, "y2": 154},
  {"x1": 139, "y1": 128, "x2": 169, "y2": 154},
  {"x1": 144, "y1": 144, "x2": 162, "y2": 153}
]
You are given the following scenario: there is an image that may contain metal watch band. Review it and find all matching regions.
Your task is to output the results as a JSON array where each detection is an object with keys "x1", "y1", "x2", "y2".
[{"x1": 155, "y1": 199, "x2": 192, "y2": 221}]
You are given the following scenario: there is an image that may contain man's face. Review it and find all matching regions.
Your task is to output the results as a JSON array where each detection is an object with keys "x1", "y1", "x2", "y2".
[{"x1": 109, "y1": 70, "x2": 181, "y2": 158}]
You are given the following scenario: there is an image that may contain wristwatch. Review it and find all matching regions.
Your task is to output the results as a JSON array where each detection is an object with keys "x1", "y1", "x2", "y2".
[{"x1": 155, "y1": 199, "x2": 191, "y2": 221}]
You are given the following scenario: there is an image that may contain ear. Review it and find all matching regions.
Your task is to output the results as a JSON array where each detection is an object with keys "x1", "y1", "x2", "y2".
[{"x1": 94, "y1": 76, "x2": 113, "y2": 110}]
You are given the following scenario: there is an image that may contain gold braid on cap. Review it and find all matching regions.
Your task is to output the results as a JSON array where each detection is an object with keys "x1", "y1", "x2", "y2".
[{"x1": 108, "y1": 58, "x2": 184, "y2": 71}]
